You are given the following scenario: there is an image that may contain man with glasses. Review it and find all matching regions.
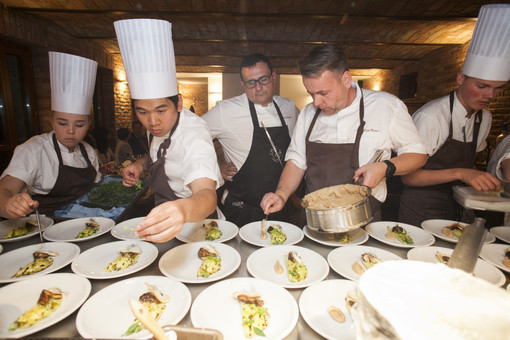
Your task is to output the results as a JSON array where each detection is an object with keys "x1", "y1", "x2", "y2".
[{"x1": 202, "y1": 53, "x2": 299, "y2": 227}]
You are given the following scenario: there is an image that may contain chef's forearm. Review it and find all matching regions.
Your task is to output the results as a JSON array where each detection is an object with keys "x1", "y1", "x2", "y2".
[
  {"x1": 178, "y1": 178, "x2": 217, "y2": 222},
  {"x1": 390, "y1": 153, "x2": 427, "y2": 176},
  {"x1": 275, "y1": 160, "x2": 305, "y2": 203},
  {"x1": 401, "y1": 168, "x2": 462, "y2": 186}
]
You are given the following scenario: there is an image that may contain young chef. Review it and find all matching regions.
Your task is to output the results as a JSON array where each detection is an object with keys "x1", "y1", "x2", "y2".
[
  {"x1": 115, "y1": 18, "x2": 223, "y2": 243},
  {"x1": 0, "y1": 52, "x2": 100, "y2": 219},
  {"x1": 260, "y1": 44, "x2": 427, "y2": 221},
  {"x1": 201, "y1": 53, "x2": 299, "y2": 227},
  {"x1": 399, "y1": 4, "x2": 509, "y2": 226}
]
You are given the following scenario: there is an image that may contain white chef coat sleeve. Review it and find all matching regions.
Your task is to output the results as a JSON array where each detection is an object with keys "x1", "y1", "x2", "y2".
[
  {"x1": 284, "y1": 104, "x2": 312, "y2": 170},
  {"x1": 201, "y1": 103, "x2": 222, "y2": 139},
  {"x1": 0, "y1": 141, "x2": 40, "y2": 186},
  {"x1": 412, "y1": 105, "x2": 445, "y2": 156},
  {"x1": 389, "y1": 99, "x2": 427, "y2": 155},
  {"x1": 180, "y1": 123, "x2": 224, "y2": 190},
  {"x1": 487, "y1": 135, "x2": 510, "y2": 180}
]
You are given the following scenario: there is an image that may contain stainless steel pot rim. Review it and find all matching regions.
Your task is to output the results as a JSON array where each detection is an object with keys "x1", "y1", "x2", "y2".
[
  {"x1": 307, "y1": 217, "x2": 372, "y2": 233},
  {"x1": 302, "y1": 185, "x2": 372, "y2": 212}
]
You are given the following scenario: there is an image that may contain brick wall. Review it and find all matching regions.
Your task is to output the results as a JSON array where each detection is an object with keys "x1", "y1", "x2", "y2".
[
  {"x1": 179, "y1": 82, "x2": 209, "y2": 116},
  {"x1": 112, "y1": 54, "x2": 133, "y2": 129}
]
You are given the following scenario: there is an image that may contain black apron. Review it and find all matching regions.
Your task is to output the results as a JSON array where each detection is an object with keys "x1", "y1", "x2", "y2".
[
  {"x1": 223, "y1": 100, "x2": 291, "y2": 227},
  {"x1": 32, "y1": 134, "x2": 96, "y2": 215},
  {"x1": 399, "y1": 92, "x2": 482, "y2": 226},
  {"x1": 303, "y1": 90, "x2": 382, "y2": 225},
  {"x1": 148, "y1": 114, "x2": 218, "y2": 218}
]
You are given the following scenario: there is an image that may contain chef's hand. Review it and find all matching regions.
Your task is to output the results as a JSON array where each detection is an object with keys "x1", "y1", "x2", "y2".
[
  {"x1": 5, "y1": 193, "x2": 38, "y2": 219},
  {"x1": 459, "y1": 169, "x2": 501, "y2": 191},
  {"x1": 220, "y1": 162, "x2": 237, "y2": 182},
  {"x1": 122, "y1": 163, "x2": 142, "y2": 187},
  {"x1": 135, "y1": 201, "x2": 185, "y2": 243},
  {"x1": 260, "y1": 192, "x2": 286, "y2": 214},
  {"x1": 354, "y1": 162, "x2": 387, "y2": 188}
]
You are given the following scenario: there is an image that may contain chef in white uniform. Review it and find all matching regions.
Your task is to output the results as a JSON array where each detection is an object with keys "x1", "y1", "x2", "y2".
[
  {"x1": 399, "y1": 4, "x2": 509, "y2": 226},
  {"x1": 115, "y1": 18, "x2": 223, "y2": 243},
  {"x1": 487, "y1": 135, "x2": 510, "y2": 181},
  {"x1": 0, "y1": 52, "x2": 100, "y2": 219}
]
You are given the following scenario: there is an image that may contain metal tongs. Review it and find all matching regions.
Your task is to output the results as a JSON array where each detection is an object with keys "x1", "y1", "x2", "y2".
[
  {"x1": 261, "y1": 121, "x2": 283, "y2": 168},
  {"x1": 28, "y1": 186, "x2": 43, "y2": 242}
]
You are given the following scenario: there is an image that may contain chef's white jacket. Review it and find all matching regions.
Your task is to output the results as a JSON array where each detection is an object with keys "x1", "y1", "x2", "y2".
[
  {"x1": 286, "y1": 82, "x2": 426, "y2": 202},
  {"x1": 487, "y1": 135, "x2": 510, "y2": 180},
  {"x1": 202, "y1": 93, "x2": 299, "y2": 170},
  {"x1": 1, "y1": 131, "x2": 101, "y2": 195},
  {"x1": 412, "y1": 92, "x2": 491, "y2": 156}
]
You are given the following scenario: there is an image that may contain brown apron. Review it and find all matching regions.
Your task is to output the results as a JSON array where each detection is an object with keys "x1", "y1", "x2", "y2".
[
  {"x1": 399, "y1": 92, "x2": 482, "y2": 226},
  {"x1": 32, "y1": 134, "x2": 96, "y2": 215},
  {"x1": 303, "y1": 90, "x2": 381, "y2": 225},
  {"x1": 148, "y1": 114, "x2": 218, "y2": 218}
]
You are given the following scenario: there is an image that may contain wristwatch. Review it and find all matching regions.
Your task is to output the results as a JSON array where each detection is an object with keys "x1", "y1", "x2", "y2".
[{"x1": 383, "y1": 160, "x2": 396, "y2": 178}]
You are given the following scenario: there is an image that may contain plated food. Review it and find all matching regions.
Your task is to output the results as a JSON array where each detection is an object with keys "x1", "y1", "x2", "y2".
[
  {"x1": 299, "y1": 279, "x2": 358, "y2": 340},
  {"x1": 421, "y1": 219, "x2": 495, "y2": 244},
  {"x1": 407, "y1": 246, "x2": 506, "y2": 286},
  {"x1": 0, "y1": 216, "x2": 54, "y2": 243},
  {"x1": 76, "y1": 218, "x2": 100, "y2": 239},
  {"x1": 190, "y1": 277, "x2": 298, "y2": 340},
  {"x1": 480, "y1": 243, "x2": 510, "y2": 274},
  {"x1": 233, "y1": 291, "x2": 269, "y2": 338},
  {"x1": 239, "y1": 220, "x2": 303, "y2": 247},
  {"x1": 304, "y1": 226, "x2": 369, "y2": 247},
  {"x1": 327, "y1": 245, "x2": 403, "y2": 281},
  {"x1": 76, "y1": 276, "x2": 191, "y2": 339},
  {"x1": 43, "y1": 217, "x2": 115, "y2": 242},
  {"x1": 71, "y1": 241, "x2": 157, "y2": 279},
  {"x1": 0, "y1": 243, "x2": 80, "y2": 284},
  {"x1": 12, "y1": 249, "x2": 59, "y2": 278},
  {"x1": 302, "y1": 184, "x2": 369, "y2": 209},
  {"x1": 176, "y1": 219, "x2": 239, "y2": 243},
  {"x1": 111, "y1": 217, "x2": 144, "y2": 240},
  {"x1": 442, "y1": 222, "x2": 464, "y2": 239},
  {"x1": 246, "y1": 245, "x2": 329, "y2": 289},
  {"x1": 104, "y1": 244, "x2": 142, "y2": 272},
  {"x1": 365, "y1": 221, "x2": 434, "y2": 248},
  {"x1": 159, "y1": 241, "x2": 241, "y2": 284},
  {"x1": 0, "y1": 273, "x2": 91, "y2": 338},
  {"x1": 123, "y1": 282, "x2": 170, "y2": 336}
]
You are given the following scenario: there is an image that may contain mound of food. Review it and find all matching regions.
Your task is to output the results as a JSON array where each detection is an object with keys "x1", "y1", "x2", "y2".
[
  {"x1": 197, "y1": 245, "x2": 221, "y2": 278},
  {"x1": 13, "y1": 250, "x2": 59, "y2": 278},
  {"x1": 76, "y1": 218, "x2": 100, "y2": 238},
  {"x1": 9, "y1": 288, "x2": 63, "y2": 331},
  {"x1": 104, "y1": 245, "x2": 141, "y2": 272},
  {"x1": 302, "y1": 184, "x2": 369, "y2": 210},
  {"x1": 233, "y1": 291, "x2": 270, "y2": 338}
]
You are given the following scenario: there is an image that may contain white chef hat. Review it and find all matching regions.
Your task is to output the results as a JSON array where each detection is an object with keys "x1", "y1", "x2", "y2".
[
  {"x1": 462, "y1": 4, "x2": 510, "y2": 81},
  {"x1": 114, "y1": 18, "x2": 178, "y2": 99},
  {"x1": 49, "y1": 52, "x2": 98, "y2": 115}
]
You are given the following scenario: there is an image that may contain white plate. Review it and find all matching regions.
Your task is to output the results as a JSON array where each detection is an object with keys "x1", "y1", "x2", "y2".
[
  {"x1": 43, "y1": 217, "x2": 115, "y2": 242},
  {"x1": 176, "y1": 219, "x2": 239, "y2": 243},
  {"x1": 239, "y1": 220, "x2": 304, "y2": 247},
  {"x1": 190, "y1": 277, "x2": 298, "y2": 340},
  {"x1": 421, "y1": 219, "x2": 495, "y2": 244},
  {"x1": 158, "y1": 241, "x2": 241, "y2": 284},
  {"x1": 76, "y1": 275, "x2": 191, "y2": 339},
  {"x1": 489, "y1": 226, "x2": 510, "y2": 244},
  {"x1": 303, "y1": 226, "x2": 368, "y2": 247},
  {"x1": 407, "y1": 246, "x2": 506, "y2": 286},
  {"x1": 299, "y1": 279, "x2": 358, "y2": 340},
  {"x1": 111, "y1": 217, "x2": 145, "y2": 240},
  {"x1": 366, "y1": 221, "x2": 435, "y2": 248},
  {"x1": 479, "y1": 243, "x2": 510, "y2": 274},
  {"x1": 327, "y1": 245, "x2": 403, "y2": 281},
  {"x1": 246, "y1": 245, "x2": 329, "y2": 289},
  {"x1": 0, "y1": 216, "x2": 54, "y2": 243},
  {"x1": 0, "y1": 242, "x2": 80, "y2": 283},
  {"x1": 71, "y1": 240, "x2": 158, "y2": 279},
  {"x1": 0, "y1": 273, "x2": 91, "y2": 339}
]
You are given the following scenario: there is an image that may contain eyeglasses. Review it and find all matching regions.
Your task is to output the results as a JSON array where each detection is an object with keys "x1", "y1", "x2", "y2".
[{"x1": 243, "y1": 74, "x2": 272, "y2": 89}]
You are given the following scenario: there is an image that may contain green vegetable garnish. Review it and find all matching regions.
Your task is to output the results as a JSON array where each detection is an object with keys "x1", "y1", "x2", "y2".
[
  {"x1": 387, "y1": 225, "x2": 414, "y2": 245},
  {"x1": 86, "y1": 180, "x2": 140, "y2": 208},
  {"x1": 253, "y1": 327, "x2": 266, "y2": 337},
  {"x1": 135, "y1": 180, "x2": 142, "y2": 190}
]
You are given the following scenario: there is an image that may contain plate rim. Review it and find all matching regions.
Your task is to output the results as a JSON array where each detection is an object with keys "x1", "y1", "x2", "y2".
[
  {"x1": 176, "y1": 219, "x2": 239, "y2": 243},
  {"x1": 489, "y1": 226, "x2": 510, "y2": 244},
  {"x1": 43, "y1": 217, "x2": 115, "y2": 242},
  {"x1": 110, "y1": 217, "x2": 145, "y2": 240},
  {"x1": 479, "y1": 243, "x2": 510, "y2": 273},
  {"x1": 303, "y1": 225, "x2": 369, "y2": 247},
  {"x1": 421, "y1": 219, "x2": 495, "y2": 244},
  {"x1": 238, "y1": 220, "x2": 304, "y2": 247},
  {"x1": 365, "y1": 221, "x2": 435, "y2": 248},
  {"x1": 0, "y1": 216, "x2": 55, "y2": 243}
]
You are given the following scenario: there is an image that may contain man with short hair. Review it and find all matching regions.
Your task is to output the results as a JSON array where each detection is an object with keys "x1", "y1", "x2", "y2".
[
  {"x1": 128, "y1": 120, "x2": 148, "y2": 157},
  {"x1": 202, "y1": 53, "x2": 299, "y2": 227},
  {"x1": 260, "y1": 44, "x2": 427, "y2": 222}
]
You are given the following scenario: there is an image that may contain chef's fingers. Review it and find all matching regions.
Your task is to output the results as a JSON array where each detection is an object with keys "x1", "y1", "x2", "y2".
[
  {"x1": 122, "y1": 166, "x2": 139, "y2": 187},
  {"x1": 6, "y1": 193, "x2": 34, "y2": 218},
  {"x1": 260, "y1": 193, "x2": 284, "y2": 214},
  {"x1": 136, "y1": 202, "x2": 185, "y2": 242}
]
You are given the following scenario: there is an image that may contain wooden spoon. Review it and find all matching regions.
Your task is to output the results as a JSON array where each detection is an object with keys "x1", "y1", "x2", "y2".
[{"x1": 129, "y1": 299, "x2": 169, "y2": 340}]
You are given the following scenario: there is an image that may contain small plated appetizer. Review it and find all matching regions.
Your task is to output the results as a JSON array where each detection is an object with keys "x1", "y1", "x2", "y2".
[
  {"x1": 203, "y1": 220, "x2": 222, "y2": 241},
  {"x1": 267, "y1": 224, "x2": 287, "y2": 245},
  {"x1": 386, "y1": 225, "x2": 414, "y2": 245},
  {"x1": 233, "y1": 291, "x2": 270, "y2": 338},
  {"x1": 3, "y1": 219, "x2": 40, "y2": 239},
  {"x1": 442, "y1": 222, "x2": 464, "y2": 239},
  {"x1": 328, "y1": 305, "x2": 345, "y2": 323},
  {"x1": 104, "y1": 245, "x2": 141, "y2": 272},
  {"x1": 435, "y1": 251, "x2": 450, "y2": 265},
  {"x1": 504, "y1": 248, "x2": 510, "y2": 269},
  {"x1": 334, "y1": 232, "x2": 352, "y2": 244},
  {"x1": 123, "y1": 282, "x2": 169, "y2": 336},
  {"x1": 12, "y1": 250, "x2": 59, "y2": 278},
  {"x1": 345, "y1": 290, "x2": 359, "y2": 316},
  {"x1": 286, "y1": 251, "x2": 308, "y2": 282},
  {"x1": 197, "y1": 245, "x2": 221, "y2": 278},
  {"x1": 9, "y1": 288, "x2": 63, "y2": 331},
  {"x1": 76, "y1": 218, "x2": 100, "y2": 239},
  {"x1": 352, "y1": 253, "x2": 382, "y2": 275}
]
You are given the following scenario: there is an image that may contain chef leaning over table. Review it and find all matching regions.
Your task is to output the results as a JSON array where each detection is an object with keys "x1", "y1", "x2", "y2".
[
  {"x1": 116, "y1": 18, "x2": 224, "y2": 243},
  {"x1": 260, "y1": 44, "x2": 427, "y2": 222},
  {"x1": 0, "y1": 52, "x2": 101, "y2": 219},
  {"x1": 399, "y1": 4, "x2": 510, "y2": 227}
]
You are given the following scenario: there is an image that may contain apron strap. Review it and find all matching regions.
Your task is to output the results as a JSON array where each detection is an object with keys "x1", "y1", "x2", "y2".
[
  {"x1": 449, "y1": 91, "x2": 482, "y2": 144},
  {"x1": 248, "y1": 99, "x2": 287, "y2": 128}
]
